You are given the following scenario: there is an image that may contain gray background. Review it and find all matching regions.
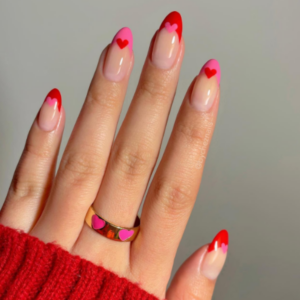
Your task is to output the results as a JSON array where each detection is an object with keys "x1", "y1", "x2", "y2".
[{"x1": 0, "y1": 0, "x2": 299, "y2": 299}]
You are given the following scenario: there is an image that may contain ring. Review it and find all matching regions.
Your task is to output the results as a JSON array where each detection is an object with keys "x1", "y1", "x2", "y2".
[{"x1": 85, "y1": 206, "x2": 140, "y2": 242}]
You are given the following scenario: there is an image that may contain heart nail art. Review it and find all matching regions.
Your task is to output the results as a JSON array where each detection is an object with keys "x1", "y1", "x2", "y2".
[
  {"x1": 207, "y1": 229, "x2": 229, "y2": 253},
  {"x1": 112, "y1": 27, "x2": 133, "y2": 53},
  {"x1": 165, "y1": 22, "x2": 178, "y2": 33},
  {"x1": 39, "y1": 88, "x2": 62, "y2": 132},
  {"x1": 159, "y1": 11, "x2": 182, "y2": 41},
  {"x1": 201, "y1": 230, "x2": 229, "y2": 280},
  {"x1": 92, "y1": 215, "x2": 106, "y2": 230},
  {"x1": 221, "y1": 243, "x2": 228, "y2": 253},
  {"x1": 119, "y1": 229, "x2": 134, "y2": 241},
  {"x1": 104, "y1": 27, "x2": 133, "y2": 82},
  {"x1": 45, "y1": 96, "x2": 58, "y2": 106},
  {"x1": 190, "y1": 59, "x2": 221, "y2": 112},
  {"x1": 116, "y1": 38, "x2": 129, "y2": 49},
  {"x1": 200, "y1": 59, "x2": 221, "y2": 85},
  {"x1": 44, "y1": 88, "x2": 62, "y2": 111},
  {"x1": 204, "y1": 67, "x2": 217, "y2": 79}
]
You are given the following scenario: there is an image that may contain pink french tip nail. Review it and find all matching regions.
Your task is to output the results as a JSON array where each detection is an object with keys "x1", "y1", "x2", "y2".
[
  {"x1": 190, "y1": 59, "x2": 221, "y2": 112},
  {"x1": 103, "y1": 27, "x2": 133, "y2": 82},
  {"x1": 199, "y1": 59, "x2": 221, "y2": 85},
  {"x1": 112, "y1": 27, "x2": 133, "y2": 54}
]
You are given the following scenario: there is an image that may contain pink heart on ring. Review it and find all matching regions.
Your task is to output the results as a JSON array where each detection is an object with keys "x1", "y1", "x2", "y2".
[
  {"x1": 119, "y1": 229, "x2": 134, "y2": 241},
  {"x1": 92, "y1": 215, "x2": 106, "y2": 230},
  {"x1": 165, "y1": 22, "x2": 178, "y2": 33},
  {"x1": 221, "y1": 243, "x2": 228, "y2": 254},
  {"x1": 45, "y1": 96, "x2": 57, "y2": 106}
]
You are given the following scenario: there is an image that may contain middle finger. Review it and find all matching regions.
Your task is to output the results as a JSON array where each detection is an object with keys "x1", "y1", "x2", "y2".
[{"x1": 74, "y1": 12, "x2": 184, "y2": 263}]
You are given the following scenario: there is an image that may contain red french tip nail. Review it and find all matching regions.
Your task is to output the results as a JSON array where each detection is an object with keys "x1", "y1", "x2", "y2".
[
  {"x1": 207, "y1": 229, "x2": 229, "y2": 253},
  {"x1": 159, "y1": 11, "x2": 183, "y2": 42},
  {"x1": 44, "y1": 88, "x2": 62, "y2": 112}
]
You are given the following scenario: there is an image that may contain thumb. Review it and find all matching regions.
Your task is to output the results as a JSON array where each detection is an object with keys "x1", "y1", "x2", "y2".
[{"x1": 166, "y1": 230, "x2": 229, "y2": 300}]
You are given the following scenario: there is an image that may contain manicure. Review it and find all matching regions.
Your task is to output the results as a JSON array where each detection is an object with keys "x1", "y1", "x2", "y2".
[
  {"x1": 201, "y1": 229, "x2": 228, "y2": 280},
  {"x1": 103, "y1": 27, "x2": 133, "y2": 82},
  {"x1": 190, "y1": 59, "x2": 221, "y2": 112},
  {"x1": 152, "y1": 11, "x2": 182, "y2": 70},
  {"x1": 38, "y1": 88, "x2": 62, "y2": 132}
]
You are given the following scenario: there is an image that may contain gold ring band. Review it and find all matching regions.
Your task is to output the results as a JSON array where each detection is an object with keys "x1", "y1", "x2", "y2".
[{"x1": 85, "y1": 206, "x2": 140, "y2": 242}]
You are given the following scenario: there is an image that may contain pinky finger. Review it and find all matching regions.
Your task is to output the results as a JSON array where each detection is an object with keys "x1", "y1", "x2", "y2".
[
  {"x1": 0, "y1": 88, "x2": 65, "y2": 232},
  {"x1": 166, "y1": 230, "x2": 229, "y2": 300}
]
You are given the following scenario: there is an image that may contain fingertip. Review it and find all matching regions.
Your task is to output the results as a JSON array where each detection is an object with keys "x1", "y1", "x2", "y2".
[
  {"x1": 39, "y1": 88, "x2": 62, "y2": 132},
  {"x1": 167, "y1": 245, "x2": 215, "y2": 300},
  {"x1": 201, "y1": 229, "x2": 229, "y2": 280},
  {"x1": 199, "y1": 59, "x2": 221, "y2": 85},
  {"x1": 112, "y1": 27, "x2": 133, "y2": 53}
]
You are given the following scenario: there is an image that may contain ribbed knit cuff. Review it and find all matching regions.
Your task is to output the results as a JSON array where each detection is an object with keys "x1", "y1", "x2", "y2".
[{"x1": 0, "y1": 225, "x2": 159, "y2": 300}]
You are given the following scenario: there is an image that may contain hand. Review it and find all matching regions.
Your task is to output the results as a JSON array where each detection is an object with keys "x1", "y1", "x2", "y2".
[{"x1": 0, "y1": 11, "x2": 227, "y2": 299}]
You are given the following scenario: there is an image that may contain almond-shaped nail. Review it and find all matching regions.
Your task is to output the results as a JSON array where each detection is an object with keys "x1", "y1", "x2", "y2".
[
  {"x1": 201, "y1": 230, "x2": 229, "y2": 280},
  {"x1": 103, "y1": 27, "x2": 133, "y2": 82},
  {"x1": 152, "y1": 11, "x2": 182, "y2": 70},
  {"x1": 190, "y1": 59, "x2": 221, "y2": 112},
  {"x1": 38, "y1": 88, "x2": 62, "y2": 132}
]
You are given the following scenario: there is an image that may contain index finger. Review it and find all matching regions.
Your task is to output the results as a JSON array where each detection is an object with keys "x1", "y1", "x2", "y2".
[{"x1": 167, "y1": 230, "x2": 229, "y2": 300}]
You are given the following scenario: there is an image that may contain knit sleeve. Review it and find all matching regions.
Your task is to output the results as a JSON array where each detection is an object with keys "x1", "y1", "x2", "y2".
[{"x1": 0, "y1": 225, "x2": 159, "y2": 300}]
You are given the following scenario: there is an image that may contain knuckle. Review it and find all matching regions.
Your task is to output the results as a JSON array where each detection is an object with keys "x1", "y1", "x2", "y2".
[
  {"x1": 153, "y1": 178, "x2": 192, "y2": 217},
  {"x1": 10, "y1": 170, "x2": 43, "y2": 201},
  {"x1": 175, "y1": 121, "x2": 213, "y2": 152},
  {"x1": 8, "y1": 142, "x2": 52, "y2": 201},
  {"x1": 175, "y1": 121, "x2": 207, "y2": 147},
  {"x1": 59, "y1": 152, "x2": 102, "y2": 186},
  {"x1": 137, "y1": 76, "x2": 170, "y2": 103},
  {"x1": 24, "y1": 139, "x2": 52, "y2": 160},
  {"x1": 112, "y1": 145, "x2": 153, "y2": 178},
  {"x1": 87, "y1": 87, "x2": 119, "y2": 111}
]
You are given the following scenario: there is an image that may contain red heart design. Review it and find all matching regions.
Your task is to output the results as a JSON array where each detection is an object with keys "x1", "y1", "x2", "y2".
[
  {"x1": 204, "y1": 67, "x2": 217, "y2": 79},
  {"x1": 116, "y1": 38, "x2": 129, "y2": 49}
]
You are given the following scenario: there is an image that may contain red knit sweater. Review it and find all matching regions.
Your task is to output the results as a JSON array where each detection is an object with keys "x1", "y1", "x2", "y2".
[{"x1": 0, "y1": 225, "x2": 159, "y2": 300}]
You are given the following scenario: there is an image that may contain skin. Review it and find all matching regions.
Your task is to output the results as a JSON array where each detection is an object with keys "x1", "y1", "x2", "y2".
[{"x1": 0, "y1": 33, "x2": 221, "y2": 299}]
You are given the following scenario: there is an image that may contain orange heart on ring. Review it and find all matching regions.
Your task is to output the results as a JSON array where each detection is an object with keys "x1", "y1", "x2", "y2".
[{"x1": 107, "y1": 230, "x2": 115, "y2": 239}]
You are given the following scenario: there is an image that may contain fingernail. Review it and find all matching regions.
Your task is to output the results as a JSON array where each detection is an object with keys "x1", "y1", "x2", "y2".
[
  {"x1": 201, "y1": 229, "x2": 229, "y2": 280},
  {"x1": 103, "y1": 27, "x2": 133, "y2": 82},
  {"x1": 152, "y1": 11, "x2": 182, "y2": 70},
  {"x1": 38, "y1": 88, "x2": 62, "y2": 132},
  {"x1": 190, "y1": 59, "x2": 221, "y2": 112}
]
